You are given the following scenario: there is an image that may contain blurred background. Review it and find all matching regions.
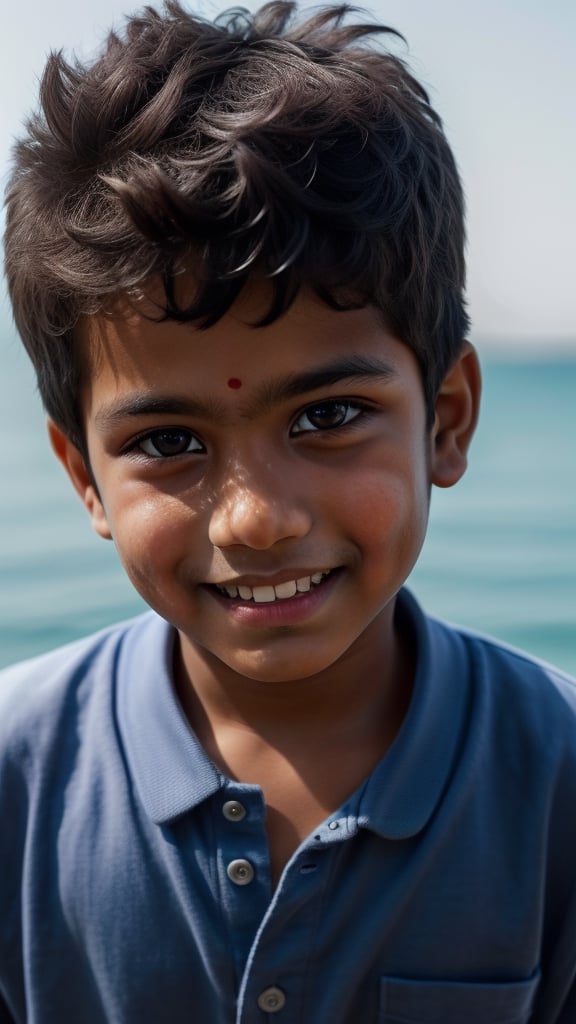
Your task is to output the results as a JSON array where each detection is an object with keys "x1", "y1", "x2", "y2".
[{"x1": 1, "y1": 0, "x2": 575, "y2": 672}]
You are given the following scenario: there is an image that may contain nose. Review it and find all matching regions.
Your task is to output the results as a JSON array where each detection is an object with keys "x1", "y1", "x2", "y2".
[{"x1": 208, "y1": 460, "x2": 312, "y2": 550}]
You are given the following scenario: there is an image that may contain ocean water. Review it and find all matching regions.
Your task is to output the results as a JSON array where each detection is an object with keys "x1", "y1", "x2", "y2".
[{"x1": 1, "y1": 327, "x2": 575, "y2": 674}]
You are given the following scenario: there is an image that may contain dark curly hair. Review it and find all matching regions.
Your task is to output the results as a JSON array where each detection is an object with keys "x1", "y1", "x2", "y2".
[{"x1": 4, "y1": 1, "x2": 469, "y2": 451}]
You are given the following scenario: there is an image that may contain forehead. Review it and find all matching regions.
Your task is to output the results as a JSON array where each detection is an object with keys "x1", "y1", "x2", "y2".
[{"x1": 78, "y1": 283, "x2": 417, "y2": 413}]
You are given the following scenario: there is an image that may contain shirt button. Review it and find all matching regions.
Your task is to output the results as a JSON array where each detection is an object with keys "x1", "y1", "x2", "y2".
[
  {"x1": 257, "y1": 986, "x2": 286, "y2": 1012},
  {"x1": 222, "y1": 800, "x2": 247, "y2": 822},
  {"x1": 226, "y1": 859, "x2": 254, "y2": 885}
]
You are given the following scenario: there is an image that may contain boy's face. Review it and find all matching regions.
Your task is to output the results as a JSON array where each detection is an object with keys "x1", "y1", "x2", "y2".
[{"x1": 51, "y1": 283, "x2": 477, "y2": 684}]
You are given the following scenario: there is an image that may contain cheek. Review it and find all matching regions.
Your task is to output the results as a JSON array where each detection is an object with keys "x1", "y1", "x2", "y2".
[
  {"x1": 337, "y1": 463, "x2": 430, "y2": 596},
  {"x1": 103, "y1": 486, "x2": 206, "y2": 579},
  {"x1": 342, "y1": 456, "x2": 430, "y2": 542}
]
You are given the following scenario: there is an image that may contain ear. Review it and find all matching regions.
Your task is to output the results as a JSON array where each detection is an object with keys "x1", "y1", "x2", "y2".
[
  {"x1": 430, "y1": 343, "x2": 482, "y2": 489},
  {"x1": 47, "y1": 420, "x2": 113, "y2": 540}
]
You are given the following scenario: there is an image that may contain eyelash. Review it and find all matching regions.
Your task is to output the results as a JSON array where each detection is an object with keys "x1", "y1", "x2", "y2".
[
  {"x1": 290, "y1": 399, "x2": 371, "y2": 435},
  {"x1": 125, "y1": 429, "x2": 205, "y2": 460},
  {"x1": 124, "y1": 399, "x2": 373, "y2": 460}
]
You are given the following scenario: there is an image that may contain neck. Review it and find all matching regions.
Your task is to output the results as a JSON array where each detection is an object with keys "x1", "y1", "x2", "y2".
[{"x1": 173, "y1": 603, "x2": 415, "y2": 751}]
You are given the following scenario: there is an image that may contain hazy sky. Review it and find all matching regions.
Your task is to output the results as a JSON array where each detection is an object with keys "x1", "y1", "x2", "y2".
[{"x1": 1, "y1": 0, "x2": 574, "y2": 345}]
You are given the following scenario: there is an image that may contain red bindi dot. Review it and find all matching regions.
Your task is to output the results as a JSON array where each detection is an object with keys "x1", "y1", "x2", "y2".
[{"x1": 227, "y1": 378, "x2": 242, "y2": 389}]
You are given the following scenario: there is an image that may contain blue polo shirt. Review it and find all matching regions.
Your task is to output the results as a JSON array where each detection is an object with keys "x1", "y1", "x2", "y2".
[{"x1": 1, "y1": 590, "x2": 575, "y2": 1023}]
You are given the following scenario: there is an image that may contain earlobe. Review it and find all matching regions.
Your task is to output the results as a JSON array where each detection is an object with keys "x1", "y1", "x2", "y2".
[
  {"x1": 430, "y1": 343, "x2": 482, "y2": 489},
  {"x1": 47, "y1": 420, "x2": 113, "y2": 540}
]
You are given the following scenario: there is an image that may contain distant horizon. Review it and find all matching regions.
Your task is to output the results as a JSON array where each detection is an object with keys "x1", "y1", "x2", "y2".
[
  {"x1": 1, "y1": 305, "x2": 574, "y2": 359},
  {"x1": 1, "y1": 284, "x2": 575, "y2": 356},
  {"x1": 473, "y1": 334, "x2": 576, "y2": 355},
  {"x1": 1, "y1": 264, "x2": 575, "y2": 356}
]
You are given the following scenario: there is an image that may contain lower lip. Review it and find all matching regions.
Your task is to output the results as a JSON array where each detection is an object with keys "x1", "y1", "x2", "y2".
[{"x1": 207, "y1": 571, "x2": 341, "y2": 627}]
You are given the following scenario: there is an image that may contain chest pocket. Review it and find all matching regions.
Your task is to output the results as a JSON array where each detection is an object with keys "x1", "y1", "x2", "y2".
[{"x1": 379, "y1": 972, "x2": 540, "y2": 1023}]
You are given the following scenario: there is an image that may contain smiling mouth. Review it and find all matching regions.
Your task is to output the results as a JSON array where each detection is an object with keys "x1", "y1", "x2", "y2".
[{"x1": 213, "y1": 570, "x2": 334, "y2": 604}]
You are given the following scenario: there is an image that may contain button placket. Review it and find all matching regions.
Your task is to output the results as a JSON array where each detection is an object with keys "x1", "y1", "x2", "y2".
[
  {"x1": 223, "y1": 799, "x2": 254, "y2": 884},
  {"x1": 217, "y1": 786, "x2": 274, "y2": 982},
  {"x1": 237, "y1": 818, "x2": 356, "y2": 1023}
]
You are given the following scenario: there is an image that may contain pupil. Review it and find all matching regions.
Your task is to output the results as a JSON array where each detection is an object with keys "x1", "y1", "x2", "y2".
[
  {"x1": 154, "y1": 431, "x2": 188, "y2": 454},
  {"x1": 310, "y1": 402, "x2": 345, "y2": 428}
]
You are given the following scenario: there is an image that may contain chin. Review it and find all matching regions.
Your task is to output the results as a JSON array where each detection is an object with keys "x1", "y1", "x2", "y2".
[{"x1": 221, "y1": 643, "x2": 348, "y2": 684}]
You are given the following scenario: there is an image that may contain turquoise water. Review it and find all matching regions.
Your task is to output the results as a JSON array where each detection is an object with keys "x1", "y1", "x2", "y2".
[{"x1": 1, "y1": 328, "x2": 575, "y2": 674}]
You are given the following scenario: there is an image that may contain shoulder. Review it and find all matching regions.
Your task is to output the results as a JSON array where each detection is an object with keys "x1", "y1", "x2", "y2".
[
  {"x1": 453, "y1": 619, "x2": 576, "y2": 715},
  {"x1": 427, "y1": 607, "x2": 576, "y2": 768},
  {"x1": 402, "y1": 589, "x2": 576, "y2": 765},
  {"x1": 409, "y1": 583, "x2": 575, "y2": 701},
  {"x1": 404, "y1": 588, "x2": 576, "y2": 705},
  {"x1": 401, "y1": 593, "x2": 576, "y2": 881},
  {"x1": 0, "y1": 613, "x2": 159, "y2": 761}
]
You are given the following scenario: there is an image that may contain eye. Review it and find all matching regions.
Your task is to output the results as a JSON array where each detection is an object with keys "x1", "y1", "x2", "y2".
[
  {"x1": 135, "y1": 428, "x2": 204, "y2": 458},
  {"x1": 291, "y1": 399, "x2": 365, "y2": 435}
]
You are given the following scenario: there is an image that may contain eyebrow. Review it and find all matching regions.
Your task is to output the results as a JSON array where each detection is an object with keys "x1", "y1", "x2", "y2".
[
  {"x1": 94, "y1": 394, "x2": 226, "y2": 431},
  {"x1": 93, "y1": 355, "x2": 397, "y2": 430},
  {"x1": 248, "y1": 355, "x2": 398, "y2": 415}
]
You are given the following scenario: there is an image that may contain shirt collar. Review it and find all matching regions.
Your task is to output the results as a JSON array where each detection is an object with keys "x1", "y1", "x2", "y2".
[
  {"x1": 116, "y1": 612, "x2": 223, "y2": 824},
  {"x1": 116, "y1": 590, "x2": 470, "y2": 835},
  {"x1": 356, "y1": 588, "x2": 470, "y2": 839}
]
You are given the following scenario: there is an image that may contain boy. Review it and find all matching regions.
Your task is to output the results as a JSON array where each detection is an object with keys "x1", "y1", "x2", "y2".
[{"x1": 1, "y1": 2, "x2": 575, "y2": 1021}]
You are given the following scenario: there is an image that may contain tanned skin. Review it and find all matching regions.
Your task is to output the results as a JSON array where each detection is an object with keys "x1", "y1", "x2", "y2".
[{"x1": 50, "y1": 281, "x2": 480, "y2": 885}]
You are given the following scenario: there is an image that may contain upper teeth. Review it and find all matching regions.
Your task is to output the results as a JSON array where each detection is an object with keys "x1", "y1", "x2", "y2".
[{"x1": 219, "y1": 572, "x2": 329, "y2": 603}]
